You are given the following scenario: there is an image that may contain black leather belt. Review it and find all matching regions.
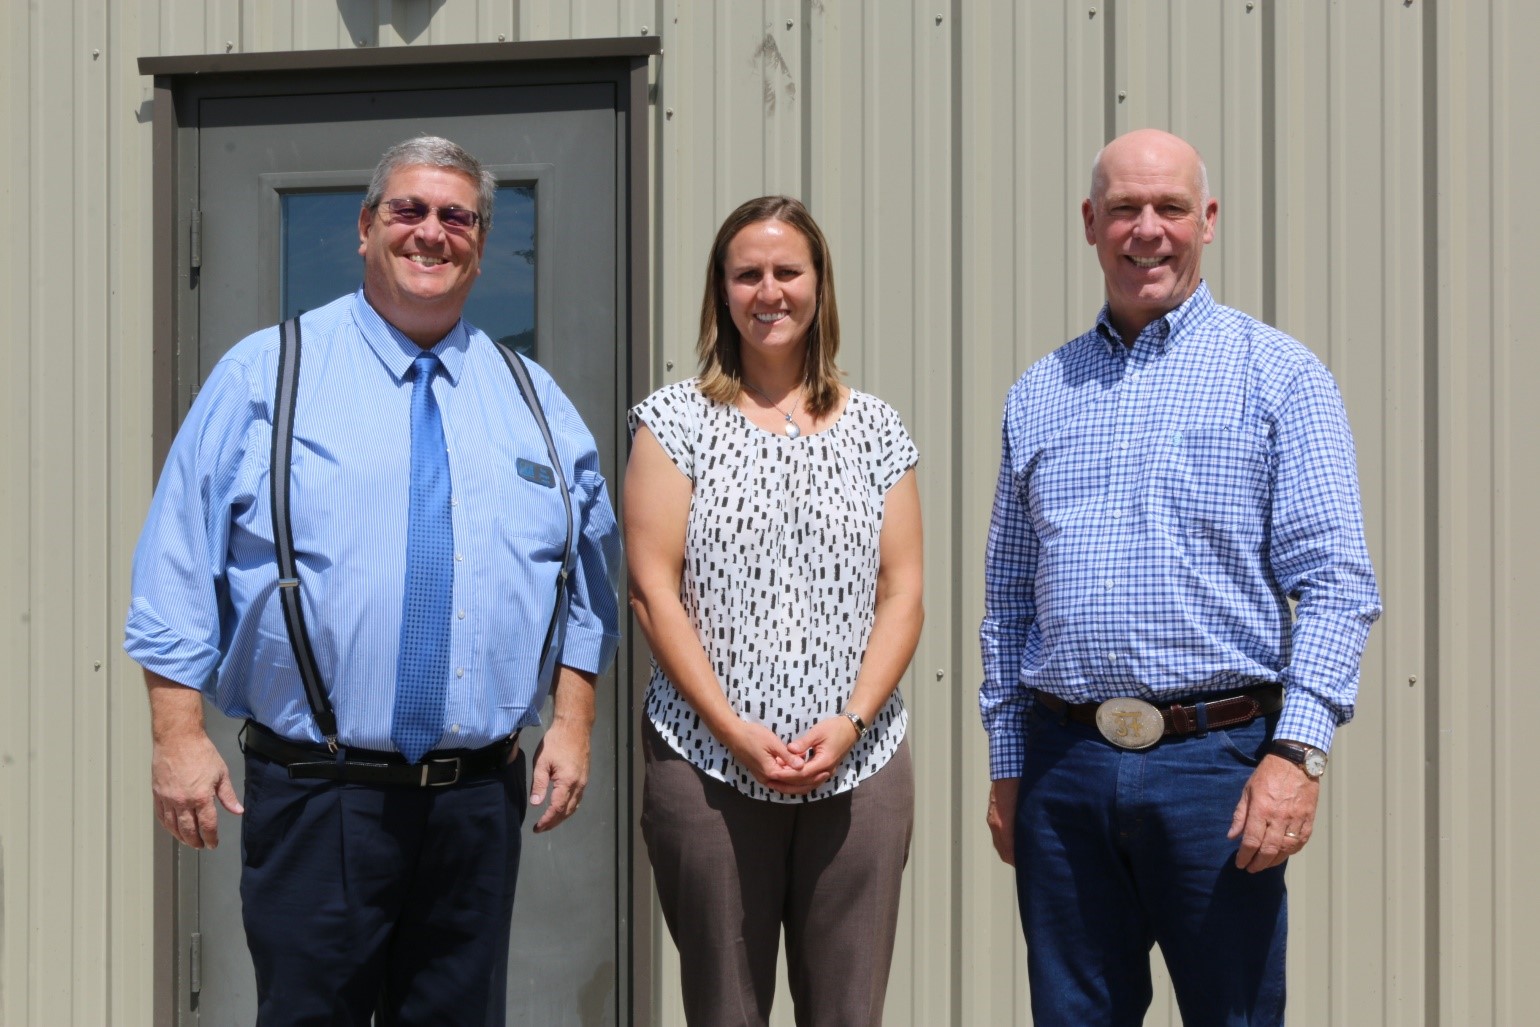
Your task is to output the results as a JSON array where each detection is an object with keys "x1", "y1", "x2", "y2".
[
  {"x1": 241, "y1": 720, "x2": 519, "y2": 788},
  {"x1": 1034, "y1": 684, "x2": 1282, "y2": 750}
]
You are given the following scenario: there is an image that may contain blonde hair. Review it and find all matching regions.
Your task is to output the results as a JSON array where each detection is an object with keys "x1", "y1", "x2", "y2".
[{"x1": 695, "y1": 196, "x2": 843, "y2": 417}]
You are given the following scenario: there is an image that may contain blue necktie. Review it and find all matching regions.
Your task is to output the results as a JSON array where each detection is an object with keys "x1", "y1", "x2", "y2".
[{"x1": 391, "y1": 352, "x2": 454, "y2": 763}]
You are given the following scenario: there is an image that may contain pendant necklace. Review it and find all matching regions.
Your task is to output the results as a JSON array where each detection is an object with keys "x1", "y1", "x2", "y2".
[{"x1": 745, "y1": 381, "x2": 804, "y2": 438}]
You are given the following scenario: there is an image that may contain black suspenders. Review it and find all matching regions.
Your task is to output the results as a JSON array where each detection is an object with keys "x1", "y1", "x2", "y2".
[
  {"x1": 269, "y1": 316, "x2": 575, "y2": 749},
  {"x1": 270, "y1": 317, "x2": 335, "y2": 742},
  {"x1": 491, "y1": 337, "x2": 576, "y2": 694}
]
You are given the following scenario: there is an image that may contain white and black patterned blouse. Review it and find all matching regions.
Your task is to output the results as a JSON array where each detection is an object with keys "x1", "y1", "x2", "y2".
[{"x1": 629, "y1": 379, "x2": 919, "y2": 803}]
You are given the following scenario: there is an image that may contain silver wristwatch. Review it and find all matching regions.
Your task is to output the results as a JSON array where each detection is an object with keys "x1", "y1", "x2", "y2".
[{"x1": 1268, "y1": 739, "x2": 1328, "y2": 779}]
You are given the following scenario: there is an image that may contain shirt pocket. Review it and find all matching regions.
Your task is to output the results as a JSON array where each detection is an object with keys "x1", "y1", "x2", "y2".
[
  {"x1": 1156, "y1": 427, "x2": 1270, "y2": 550},
  {"x1": 493, "y1": 452, "x2": 572, "y2": 549}
]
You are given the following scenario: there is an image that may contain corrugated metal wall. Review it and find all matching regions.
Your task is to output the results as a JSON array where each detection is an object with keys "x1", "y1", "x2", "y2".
[
  {"x1": 1433, "y1": 3, "x2": 1539, "y2": 1023},
  {"x1": 0, "y1": 0, "x2": 156, "y2": 1023},
  {"x1": 0, "y1": 1, "x2": 1533, "y2": 1023}
]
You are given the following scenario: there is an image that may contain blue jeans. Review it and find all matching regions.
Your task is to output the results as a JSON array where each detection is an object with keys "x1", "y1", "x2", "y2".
[{"x1": 1014, "y1": 699, "x2": 1287, "y2": 1026}]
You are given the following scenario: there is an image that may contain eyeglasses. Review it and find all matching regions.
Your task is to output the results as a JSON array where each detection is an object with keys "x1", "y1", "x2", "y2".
[{"x1": 376, "y1": 198, "x2": 482, "y2": 231}]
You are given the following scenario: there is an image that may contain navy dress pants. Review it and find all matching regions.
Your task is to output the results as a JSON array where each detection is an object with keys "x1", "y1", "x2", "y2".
[
  {"x1": 1013, "y1": 699, "x2": 1288, "y2": 1027},
  {"x1": 240, "y1": 746, "x2": 527, "y2": 1027}
]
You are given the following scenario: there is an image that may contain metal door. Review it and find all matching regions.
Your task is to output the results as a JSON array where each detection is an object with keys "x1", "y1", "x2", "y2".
[{"x1": 179, "y1": 80, "x2": 625, "y2": 1025}]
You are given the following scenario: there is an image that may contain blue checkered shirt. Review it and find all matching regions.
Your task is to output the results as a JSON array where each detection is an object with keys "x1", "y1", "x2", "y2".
[{"x1": 979, "y1": 283, "x2": 1381, "y2": 779}]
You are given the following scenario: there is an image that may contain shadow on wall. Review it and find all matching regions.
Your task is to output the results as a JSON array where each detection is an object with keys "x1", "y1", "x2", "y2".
[{"x1": 337, "y1": 0, "x2": 445, "y2": 46}]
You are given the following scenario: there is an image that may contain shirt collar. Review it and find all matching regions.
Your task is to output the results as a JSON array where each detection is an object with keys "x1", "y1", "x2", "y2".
[
  {"x1": 348, "y1": 287, "x2": 470, "y2": 385},
  {"x1": 1094, "y1": 280, "x2": 1215, "y2": 356}
]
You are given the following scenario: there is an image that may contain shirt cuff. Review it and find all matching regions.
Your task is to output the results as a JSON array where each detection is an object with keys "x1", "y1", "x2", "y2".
[
  {"x1": 982, "y1": 687, "x2": 1030, "y2": 779},
  {"x1": 989, "y1": 741, "x2": 1025, "y2": 780},
  {"x1": 987, "y1": 721, "x2": 1026, "y2": 780},
  {"x1": 558, "y1": 623, "x2": 620, "y2": 678},
  {"x1": 123, "y1": 600, "x2": 220, "y2": 691},
  {"x1": 1273, "y1": 688, "x2": 1340, "y2": 753}
]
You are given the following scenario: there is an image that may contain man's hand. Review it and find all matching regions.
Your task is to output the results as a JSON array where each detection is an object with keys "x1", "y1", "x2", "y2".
[
  {"x1": 528, "y1": 666, "x2": 597, "y2": 833},
  {"x1": 528, "y1": 717, "x2": 589, "y2": 833},
  {"x1": 1228, "y1": 753, "x2": 1321, "y2": 872},
  {"x1": 987, "y1": 777, "x2": 1021, "y2": 866},
  {"x1": 146, "y1": 673, "x2": 243, "y2": 849}
]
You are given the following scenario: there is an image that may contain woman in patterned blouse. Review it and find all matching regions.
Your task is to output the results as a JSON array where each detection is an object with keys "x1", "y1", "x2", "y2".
[{"x1": 625, "y1": 195, "x2": 924, "y2": 1026}]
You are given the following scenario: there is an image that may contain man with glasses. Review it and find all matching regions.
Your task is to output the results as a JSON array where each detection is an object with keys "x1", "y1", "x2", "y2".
[
  {"x1": 979, "y1": 129, "x2": 1381, "y2": 1024},
  {"x1": 125, "y1": 136, "x2": 621, "y2": 1024}
]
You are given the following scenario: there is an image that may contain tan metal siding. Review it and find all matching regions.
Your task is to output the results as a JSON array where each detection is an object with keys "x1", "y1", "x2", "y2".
[
  {"x1": 0, "y1": 0, "x2": 26, "y2": 1007},
  {"x1": 0, "y1": 0, "x2": 31, "y2": 1017},
  {"x1": 1485, "y1": 0, "x2": 1538, "y2": 1006},
  {"x1": 0, "y1": 0, "x2": 143, "y2": 1023},
  {"x1": 1, "y1": 0, "x2": 1536, "y2": 1023},
  {"x1": 1267, "y1": 4, "x2": 1432, "y2": 1024},
  {"x1": 110, "y1": 2, "x2": 163, "y2": 1022},
  {"x1": 1436, "y1": 1, "x2": 1540, "y2": 1024},
  {"x1": 1433, "y1": 0, "x2": 1494, "y2": 1008}
]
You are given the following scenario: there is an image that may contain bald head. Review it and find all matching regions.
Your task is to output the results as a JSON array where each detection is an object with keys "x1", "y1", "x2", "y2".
[
  {"x1": 1081, "y1": 128, "x2": 1219, "y2": 343},
  {"x1": 1090, "y1": 129, "x2": 1209, "y2": 209}
]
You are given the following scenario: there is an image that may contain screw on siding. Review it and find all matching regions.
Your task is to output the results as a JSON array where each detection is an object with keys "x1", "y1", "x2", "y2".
[
  {"x1": 225, "y1": 41, "x2": 234, "y2": 52},
  {"x1": 1118, "y1": 90, "x2": 1127, "y2": 102},
  {"x1": 1246, "y1": 1, "x2": 1254, "y2": 11},
  {"x1": 935, "y1": 669, "x2": 945, "y2": 680},
  {"x1": 498, "y1": 34, "x2": 506, "y2": 42},
  {"x1": 1089, "y1": 7, "x2": 1097, "y2": 17},
  {"x1": 92, "y1": 49, "x2": 100, "y2": 59},
  {"x1": 787, "y1": 19, "x2": 794, "y2": 30},
  {"x1": 94, "y1": 661, "x2": 102, "y2": 671},
  {"x1": 1408, "y1": 675, "x2": 1418, "y2": 686},
  {"x1": 665, "y1": 108, "x2": 675, "y2": 119},
  {"x1": 665, "y1": 360, "x2": 675, "y2": 371},
  {"x1": 641, "y1": 25, "x2": 649, "y2": 35}
]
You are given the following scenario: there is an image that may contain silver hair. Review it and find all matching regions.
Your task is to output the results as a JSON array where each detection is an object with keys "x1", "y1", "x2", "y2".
[
  {"x1": 363, "y1": 136, "x2": 497, "y2": 229},
  {"x1": 1088, "y1": 140, "x2": 1210, "y2": 208}
]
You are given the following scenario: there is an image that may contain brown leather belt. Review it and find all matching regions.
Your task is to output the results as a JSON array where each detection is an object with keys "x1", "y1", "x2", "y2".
[
  {"x1": 1034, "y1": 684, "x2": 1282, "y2": 748},
  {"x1": 241, "y1": 720, "x2": 520, "y2": 788}
]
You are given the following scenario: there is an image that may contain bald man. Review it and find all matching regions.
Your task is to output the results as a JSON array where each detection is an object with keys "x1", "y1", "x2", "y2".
[{"x1": 979, "y1": 129, "x2": 1380, "y2": 1024}]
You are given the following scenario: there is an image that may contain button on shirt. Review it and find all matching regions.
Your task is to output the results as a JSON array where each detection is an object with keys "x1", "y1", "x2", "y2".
[
  {"x1": 979, "y1": 284, "x2": 1381, "y2": 779},
  {"x1": 125, "y1": 290, "x2": 622, "y2": 750}
]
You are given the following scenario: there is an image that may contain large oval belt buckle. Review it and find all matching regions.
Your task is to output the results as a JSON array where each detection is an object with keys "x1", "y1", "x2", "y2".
[{"x1": 1094, "y1": 697, "x2": 1165, "y2": 750}]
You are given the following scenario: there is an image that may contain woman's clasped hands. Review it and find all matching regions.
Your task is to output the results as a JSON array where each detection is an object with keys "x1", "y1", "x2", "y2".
[{"x1": 722, "y1": 715, "x2": 861, "y2": 796}]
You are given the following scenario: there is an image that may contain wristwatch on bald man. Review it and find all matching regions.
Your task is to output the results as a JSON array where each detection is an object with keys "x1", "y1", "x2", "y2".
[{"x1": 1268, "y1": 739, "x2": 1328, "y2": 779}]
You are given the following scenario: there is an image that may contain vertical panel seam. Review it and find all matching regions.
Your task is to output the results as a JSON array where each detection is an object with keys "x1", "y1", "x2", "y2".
[
  {"x1": 1103, "y1": 0, "x2": 1117, "y2": 141},
  {"x1": 800, "y1": 0, "x2": 813, "y2": 200},
  {"x1": 1419, "y1": 0, "x2": 1440, "y2": 1021},
  {"x1": 947, "y1": 0, "x2": 964, "y2": 1020},
  {"x1": 1260, "y1": 0, "x2": 1276, "y2": 327}
]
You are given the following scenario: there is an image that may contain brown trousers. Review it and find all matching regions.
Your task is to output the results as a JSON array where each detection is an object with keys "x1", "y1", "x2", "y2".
[{"x1": 641, "y1": 720, "x2": 914, "y2": 1027}]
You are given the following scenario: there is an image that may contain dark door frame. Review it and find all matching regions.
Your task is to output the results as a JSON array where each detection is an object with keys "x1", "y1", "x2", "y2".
[{"x1": 138, "y1": 37, "x2": 660, "y2": 1026}]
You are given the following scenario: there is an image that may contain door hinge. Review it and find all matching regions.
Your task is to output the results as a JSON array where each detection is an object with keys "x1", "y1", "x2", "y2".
[
  {"x1": 189, "y1": 930, "x2": 202, "y2": 995},
  {"x1": 189, "y1": 208, "x2": 202, "y2": 270}
]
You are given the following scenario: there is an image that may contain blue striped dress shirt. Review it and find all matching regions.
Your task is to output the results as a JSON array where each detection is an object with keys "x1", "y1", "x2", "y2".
[
  {"x1": 980, "y1": 283, "x2": 1380, "y2": 779},
  {"x1": 125, "y1": 289, "x2": 622, "y2": 750}
]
